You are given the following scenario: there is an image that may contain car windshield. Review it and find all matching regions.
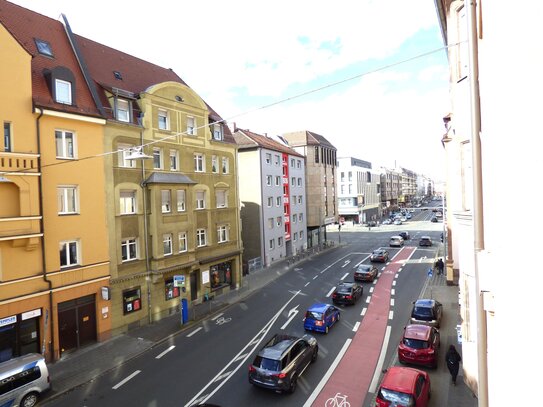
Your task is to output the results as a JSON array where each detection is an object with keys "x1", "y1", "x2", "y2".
[
  {"x1": 358, "y1": 266, "x2": 371, "y2": 272},
  {"x1": 378, "y1": 388, "x2": 414, "y2": 406},
  {"x1": 337, "y1": 286, "x2": 352, "y2": 294},
  {"x1": 255, "y1": 356, "x2": 280, "y2": 371},
  {"x1": 373, "y1": 251, "x2": 383, "y2": 255},
  {"x1": 305, "y1": 311, "x2": 323, "y2": 320},
  {"x1": 413, "y1": 306, "x2": 434, "y2": 320},
  {"x1": 403, "y1": 338, "x2": 429, "y2": 349}
]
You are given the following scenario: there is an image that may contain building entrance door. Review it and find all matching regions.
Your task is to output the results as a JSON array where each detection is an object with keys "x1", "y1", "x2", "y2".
[{"x1": 58, "y1": 295, "x2": 96, "y2": 355}]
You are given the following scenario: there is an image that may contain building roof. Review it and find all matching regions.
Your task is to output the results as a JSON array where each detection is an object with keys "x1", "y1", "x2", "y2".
[
  {"x1": 0, "y1": 0, "x2": 102, "y2": 117},
  {"x1": 144, "y1": 172, "x2": 196, "y2": 185},
  {"x1": 281, "y1": 130, "x2": 337, "y2": 149},
  {"x1": 233, "y1": 129, "x2": 304, "y2": 157}
]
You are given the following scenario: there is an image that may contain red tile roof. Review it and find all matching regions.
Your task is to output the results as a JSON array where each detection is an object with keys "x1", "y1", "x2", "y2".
[{"x1": 233, "y1": 129, "x2": 303, "y2": 157}]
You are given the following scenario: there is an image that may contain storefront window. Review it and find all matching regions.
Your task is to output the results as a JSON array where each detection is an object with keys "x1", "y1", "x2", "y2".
[
  {"x1": 210, "y1": 261, "x2": 232, "y2": 289},
  {"x1": 123, "y1": 287, "x2": 141, "y2": 314},
  {"x1": 165, "y1": 278, "x2": 180, "y2": 301}
]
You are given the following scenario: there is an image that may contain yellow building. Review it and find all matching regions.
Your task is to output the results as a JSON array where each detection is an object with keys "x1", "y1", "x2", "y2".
[{"x1": 1, "y1": 1, "x2": 110, "y2": 361}]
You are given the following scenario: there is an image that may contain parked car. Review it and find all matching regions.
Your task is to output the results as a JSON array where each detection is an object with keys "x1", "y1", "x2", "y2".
[
  {"x1": 398, "y1": 231, "x2": 410, "y2": 240},
  {"x1": 393, "y1": 219, "x2": 403, "y2": 225},
  {"x1": 303, "y1": 303, "x2": 340, "y2": 334},
  {"x1": 370, "y1": 249, "x2": 389, "y2": 263},
  {"x1": 389, "y1": 236, "x2": 404, "y2": 247},
  {"x1": 332, "y1": 282, "x2": 363, "y2": 305},
  {"x1": 410, "y1": 299, "x2": 443, "y2": 327},
  {"x1": 398, "y1": 324, "x2": 440, "y2": 368},
  {"x1": 419, "y1": 236, "x2": 432, "y2": 247},
  {"x1": 248, "y1": 333, "x2": 318, "y2": 393},
  {"x1": 375, "y1": 366, "x2": 431, "y2": 407},
  {"x1": 382, "y1": 219, "x2": 392, "y2": 225},
  {"x1": 430, "y1": 216, "x2": 438, "y2": 222},
  {"x1": 354, "y1": 264, "x2": 378, "y2": 282}
]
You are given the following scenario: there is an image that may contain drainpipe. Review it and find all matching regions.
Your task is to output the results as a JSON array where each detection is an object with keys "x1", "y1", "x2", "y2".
[
  {"x1": 36, "y1": 106, "x2": 55, "y2": 361},
  {"x1": 466, "y1": 1, "x2": 488, "y2": 406},
  {"x1": 139, "y1": 129, "x2": 152, "y2": 325}
]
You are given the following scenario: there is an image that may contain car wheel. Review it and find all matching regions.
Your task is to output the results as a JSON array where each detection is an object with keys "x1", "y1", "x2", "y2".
[
  {"x1": 21, "y1": 393, "x2": 39, "y2": 407},
  {"x1": 288, "y1": 375, "x2": 298, "y2": 394}
]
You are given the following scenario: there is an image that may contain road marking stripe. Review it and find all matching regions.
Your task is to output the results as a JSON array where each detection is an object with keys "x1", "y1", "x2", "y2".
[
  {"x1": 341, "y1": 272, "x2": 349, "y2": 280},
  {"x1": 313, "y1": 275, "x2": 319, "y2": 280},
  {"x1": 368, "y1": 326, "x2": 392, "y2": 393},
  {"x1": 326, "y1": 287, "x2": 336, "y2": 297},
  {"x1": 211, "y1": 313, "x2": 224, "y2": 321},
  {"x1": 187, "y1": 327, "x2": 202, "y2": 337},
  {"x1": 369, "y1": 287, "x2": 374, "y2": 293},
  {"x1": 392, "y1": 280, "x2": 396, "y2": 286},
  {"x1": 112, "y1": 370, "x2": 141, "y2": 390},
  {"x1": 366, "y1": 295, "x2": 371, "y2": 303},
  {"x1": 155, "y1": 345, "x2": 175, "y2": 359},
  {"x1": 391, "y1": 289, "x2": 396, "y2": 295},
  {"x1": 305, "y1": 282, "x2": 310, "y2": 287},
  {"x1": 390, "y1": 298, "x2": 395, "y2": 306},
  {"x1": 389, "y1": 311, "x2": 394, "y2": 320},
  {"x1": 361, "y1": 307, "x2": 367, "y2": 316},
  {"x1": 353, "y1": 321, "x2": 360, "y2": 332}
]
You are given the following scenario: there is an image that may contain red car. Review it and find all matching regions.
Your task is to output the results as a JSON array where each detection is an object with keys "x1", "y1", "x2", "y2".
[
  {"x1": 398, "y1": 324, "x2": 440, "y2": 368},
  {"x1": 375, "y1": 366, "x2": 431, "y2": 407}
]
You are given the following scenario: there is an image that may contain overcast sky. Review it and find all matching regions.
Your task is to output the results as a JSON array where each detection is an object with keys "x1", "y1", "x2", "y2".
[{"x1": 10, "y1": 0, "x2": 451, "y2": 181}]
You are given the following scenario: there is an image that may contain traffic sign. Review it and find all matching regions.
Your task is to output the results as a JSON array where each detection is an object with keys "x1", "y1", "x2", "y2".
[{"x1": 427, "y1": 268, "x2": 433, "y2": 278}]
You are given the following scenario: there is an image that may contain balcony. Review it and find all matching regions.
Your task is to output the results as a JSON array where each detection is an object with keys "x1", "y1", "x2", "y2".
[
  {"x1": 0, "y1": 152, "x2": 39, "y2": 174},
  {"x1": 0, "y1": 216, "x2": 42, "y2": 240}
]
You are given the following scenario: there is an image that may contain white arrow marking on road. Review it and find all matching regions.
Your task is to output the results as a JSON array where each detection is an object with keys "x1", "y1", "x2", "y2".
[
  {"x1": 342, "y1": 260, "x2": 351, "y2": 268},
  {"x1": 281, "y1": 305, "x2": 299, "y2": 330}
]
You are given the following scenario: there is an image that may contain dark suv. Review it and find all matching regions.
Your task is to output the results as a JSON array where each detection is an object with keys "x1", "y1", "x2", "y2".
[
  {"x1": 248, "y1": 334, "x2": 318, "y2": 393},
  {"x1": 410, "y1": 299, "x2": 443, "y2": 327}
]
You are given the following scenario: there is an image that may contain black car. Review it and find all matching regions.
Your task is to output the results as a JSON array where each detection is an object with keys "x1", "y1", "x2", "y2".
[
  {"x1": 370, "y1": 249, "x2": 389, "y2": 263},
  {"x1": 431, "y1": 216, "x2": 438, "y2": 222},
  {"x1": 332, "y1": 282, "x2": 363, "y2": 305},
  {"x1": 398, "y1": 231, "x2": 410, "y2": 240},
  {"x1": 410, "y1": 299, "x2": 443, "y2": 327},
  {"x1": 248, "y1": 333, "x2": 318, "y2": 393},
  {"x1": 354, "y1": 264, "x2": 378, "y2": 282},
  {"x1": 419, "y1": 236, "x2": 433, "y2": 247}
]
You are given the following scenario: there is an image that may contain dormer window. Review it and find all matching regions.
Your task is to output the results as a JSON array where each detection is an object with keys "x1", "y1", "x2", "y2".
[
  {"x1": 116, "y1": 99, "x2": 130, "y2": 122},
  {"x1": 213, "y1": 124, "x2": 223, "y2": 141},
  {"x1": 35, "y1": 38, "x2": 53, "y2": 57},
  {"x1": 55, "y1": 79, "x2": 72, "y2": 105}
]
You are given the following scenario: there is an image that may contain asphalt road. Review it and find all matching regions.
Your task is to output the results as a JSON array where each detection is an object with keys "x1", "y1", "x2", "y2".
[{"x1": 48, "y1": 209, "x2": 444, "y2": 407}]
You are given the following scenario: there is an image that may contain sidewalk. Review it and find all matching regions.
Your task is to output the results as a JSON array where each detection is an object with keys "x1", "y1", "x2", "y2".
[{"x1": 43, "y1": 244, "x2": 333, "y2": 404}]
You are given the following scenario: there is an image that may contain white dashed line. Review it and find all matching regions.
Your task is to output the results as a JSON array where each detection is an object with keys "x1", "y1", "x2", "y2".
[
  {"x1": 391, "y1": 289, "x2": 396, "y2": 296},
  {"x1": 390, "y1": 298, "x2": 395, "y2": 306},
  {"x1": 361, "y1": 307, "x2": 367, "y2": 316},
  {"x1": 211, "y1": 313, "x2": 223, "y2": 321},
  {"x1": 353, "y1": 322, "x2": 360, "y2": 332},
  {"x1": 112, "y1": 370, "x2": 141, "y2": 390},
  {"x1": 187, "y1": 327, "x2": 203, "y2": 337},
  {"x1": 155, "y1": 345, "x2": 175, "y2": 359},
  {"x1": 369, "y1": 287, "x2": 374, "y2": 293},
  {"x1": 366, "y1": 296, "x2": 371, "y2": 303},
  {"x1": 326, "y1": 287, "x2": 336, "y2": 297},
  {"x1": 341, "y1": 272, "x2": 349, "y2": 280},
  {"x1": 305, "y1": 282, "x2": 310, "y2": 287},
  {"x1": 313, "y1": 275, "x2": 319, "y2": 280},
  {"x1": 389, "y1": 311, "x2": 394, "y2": 320}
]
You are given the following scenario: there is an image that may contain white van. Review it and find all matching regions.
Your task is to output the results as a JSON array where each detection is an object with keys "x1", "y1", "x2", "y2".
[{"x1": 0, "y1": 353, "x2": 50, "y2": 407}]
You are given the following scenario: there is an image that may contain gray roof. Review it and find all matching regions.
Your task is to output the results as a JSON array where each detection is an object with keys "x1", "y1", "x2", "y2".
[{"x1": 144, "y1": 172, "x2": 197, "y2": 185}]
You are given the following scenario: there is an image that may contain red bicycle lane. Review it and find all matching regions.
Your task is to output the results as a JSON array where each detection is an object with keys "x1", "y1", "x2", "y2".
[{"x1": 309, "y1": 246, "x2": 416, "y2": 407}]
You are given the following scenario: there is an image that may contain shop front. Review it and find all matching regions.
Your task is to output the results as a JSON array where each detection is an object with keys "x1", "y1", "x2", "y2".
[{"x1": 0, "y1": 308, "x2": 41, "y2": 363}]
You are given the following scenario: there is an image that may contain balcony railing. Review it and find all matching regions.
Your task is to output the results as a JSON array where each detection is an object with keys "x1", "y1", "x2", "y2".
[
  {"x1": 0, "y1": 152, "x2": 39, "y2": 174},
  {"x1": 0, "y1": 216, "x2": 42, "y2": 239}
]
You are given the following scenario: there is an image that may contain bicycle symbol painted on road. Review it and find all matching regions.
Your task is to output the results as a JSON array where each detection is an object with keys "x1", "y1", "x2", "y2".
[
  {"x1": 325, "y1": 392, "x2": 350, "y2": 407},
  {"x1": 215, "y1": 316, "x2": 232, "y2": 325}
]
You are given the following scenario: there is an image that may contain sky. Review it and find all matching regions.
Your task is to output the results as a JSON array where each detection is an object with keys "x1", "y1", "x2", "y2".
[{"x1": 9, "y1": 0, "x2": 451, "y2": 181}]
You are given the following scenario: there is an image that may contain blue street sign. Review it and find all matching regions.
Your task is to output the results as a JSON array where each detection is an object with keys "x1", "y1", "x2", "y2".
[{"x1": 427, "y1": 268, "x2": 433, "y2": 277}]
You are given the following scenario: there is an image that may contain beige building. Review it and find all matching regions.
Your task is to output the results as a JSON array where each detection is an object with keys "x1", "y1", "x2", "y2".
[
  {"x1": 281, "y1": 131, "x2": 338, "y2": 247},
  {"x1": 435, "y1": 0, "x2": 541, "y2": 405}
]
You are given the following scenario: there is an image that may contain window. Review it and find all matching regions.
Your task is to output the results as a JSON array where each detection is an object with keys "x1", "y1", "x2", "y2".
[
  {"x1": 55, "y1": 130, "x2": 75, "y2": 159},
  {"x1": 217, "y1": 225, "x2": 229, "y2": 243},
  {"x1": 196, "y1": 229, "x2": 207, "y2": 247},
  {"x1": 118, "y1": 143, "x2": 136, "y2": 168},
  {"x1": 291, "y1": 177, "x2": 296, "y2": 185},
  {"x1": 275, "y1": 176, "x2": 281, "y2": 186},
  {"x1": 57, "y1": 186, "x2": 78, "y2": 214},
  {"x1": 298, "y1": 196, "x2": 302, "y2": 204},
  {"x1": 153, "y1": 148, "x2": 163, "y2": 169},
  {"x1": 222, "y1": 157, "x2": 229, "y2": 174},
  {"x1": 177, "y1": 190, "x2": 186, "y2": 212},
  {"x1": 121, "y1": 238, "x2": 137, "y2": 262},
  {"x1": 165, "y1": 277, "x2": 180, "y2": 301},
  {"x1": 196, "y1": 190, "x2": 205, "y2": 209},
  {"x1": 457, "y1": 5, "x2": 469, "y2": 79},
  {"x1": 278, "y1": 237, "x2": 283, "y2": 247},
  {"x1": 274, "y1": 155, "x2": 280, "y2": 165},
  {"x1": 292, "y1": 195, "x2": 296, "y2": 205},
  {"x1": 298, "y1": 178, "x2": 302, "y2": 186},
  {"x1": 0, "y1": 365, "x2": 41, "y2": 395},
  {"x1": 158, "y1": 109, "x2": 169, "y2": 130},
  {"x1": 3, "y1": 122, "x2": 11, "y2": 152},
  {"x1": 194, "y1": 153, "x2": 204, "y2": 172},
  {"x1": 35, "y1": 38, "x2": 53, "y2": 57},
  {"x1": 55, "y1": 79, "x2": 72, "y2": 104},
  {"x1": 116, "y1": 99, "x2": 130, "y2": 122},
  {"x1": 276, "y1": 196, "x2": 281, "y2": 206},
  {"x1": 265, "y1": 153, "x2": 271, "y2": 164},
  {"x1": 213, "y1": 124, "x2": 223, "y2": 140},
  {"x1": 292, "y1": 214, "x2": 297, "y2": 223},
  {"x1": 348, "y1": 171, "x2": 352, "y2": 182},
  {"x1": 161, "y1": 190, "x2": 171, "y2": 213},
  {"x1": 211, "y1": 155, "x2": 218, "y2": 173},
  {"x1": 163, "y1": 234, "x2": 173, "y2": 256},
  {"x1": 276, "y1": 217, "x2": 282, "y2": 226},
  {"x1": 299, "y1": 213, "x2": 303, "y2": 222},
  {"x1": 187, "y1": 116, "x2": 196, "y2": 135},
  {"x1": 290, "y1": 158, "x2": 295, "y2": 167},
  {"x1": 216, "y1": 190, "x2": 227, "y2": 208},
  {"x1": 293, "y1": 232, "x2": 298, "y2": 241},
  {"x1": 178, "y1": 232, "x2": 187, "y2": 252},
  {"x1": 120, "y1": 190, "x2": 136, "y2": 214},
  {"x1": 269, "y1": 239, "x2": 275, "y2": 250},
  {"x1": 297, "y1": 160, "x2": 302, "y2": 169},
  {"x1": 267, "y1": 197, "x2": 273, "y2": 207},
  {"x1": 300, "y1": 230, "x2": 304, "y2": 239},
  {"x1": 170, "y1": 150, "x2": 179, "y2": 171},
  {"x1": 123, "y1": 287, "x2": 141, "y2": 314},
  {"x1": 59, "y1": 240, "x2": 79, "y2": 268},
  {"x1": 268, "y1": 218, "x2": 274, "y2": 228},
  {"x1": 266, "y1": 175, "x2": 272, "y2": 186}
]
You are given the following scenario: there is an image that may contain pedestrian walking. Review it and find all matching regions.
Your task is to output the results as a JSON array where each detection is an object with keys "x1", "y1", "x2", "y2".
[
  {"x1": 446, "y1": 344, "x2": 462, "y2": 385},
  {"x1": 436, "y1": 258, "x2": 444, "y2": 275}
]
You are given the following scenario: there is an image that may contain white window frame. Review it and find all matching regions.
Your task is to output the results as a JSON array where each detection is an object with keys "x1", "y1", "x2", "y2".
[
  {"x1": 213, "y1": 123, "x2": 223, "y2": 140},
  {"x1": 267, "y1": 197, "x2": 273, "y2": 207},
  {"x1": 217, "y1": 225, "x2": 229, "y2": 243},
  {"x1": 177, "y1": 190, "x2": 186, "y2": 212},
  {"x1": 121, "y1": 238, "x2": 138, "y2": 262},
  {"x1": 194, "y1": 153, "x2": 204, "y2": 172},
  {"x1": 170, "y1": 150, "x2": 179, "y2": 171},
  {"x1": 298, "y1": 196, "x2": 302, "y2": 204},
  {"x1": 163, "y1": 234, "x2": 173, "y2": 256},
  {"x1": 269, "y1": 239, "x2": 275, "y2": 250},
  {"x1": 216, "y1": 189, "x2": 227, "y2": 208},
  {"x1": 275, "y1": 176, "x2": 281, "y2": 186},
  {"x1": 266, "y1": 175, "x2": 272, "y2": 186},
  {"x1": 298, "y1": 178, "x2": 302, "y2": 187},
  {"x1": 196, "y1": 228, "x2": 207, "y2": 247},
  {"x1": 158, "y1": 109, "x2": 169, "y2": 130},
  {"x1": 153, "y1": 147, "x2": 163, "y2": 169},
  {"x1": 268, "y1": 218, "x2": 274, "y2": 229},
  {"x1": 274, "y1": 155, "x2": 280, "y2": 165},
  {"x1": 187, "y1": 116, "x2": 196, "y2": 135},
  {"x1": 117, "y1": 99, "x2": 130, "y2": 122},
  {"x1": 276, "y1": 217, "x2": 282, "y2": 226},
  {"x1": 297, "y1": 160, "x2": 301, "y2": 169},
  {"x1": 276, "y1": 196, "x2": 281, "y2": 207},
  {"x1": 293, "y1": 232, "x2": 298, "y2": 241},
  {"x1": 299, "y1": 213, "x2": 303, "y2": 222},
  {"x1": 292, "y1": 214, "x2": 297, "y2": 223},
  {"x1": 291, "y1": 177, "x2": 296, "y2": 185},
  {"x1": 118, "y1": 143, "x2": 136, "y2": 168},
  {"x1": 120, "y1": 190, "x2": 137, "y2": 214},
  {"x1": 211, "y1": 155, "x2": 218, "y2": 173},
  {"x1": 55, "y1": 79, "x2": 72, "y2": 105},
  {"x1": 161, "y1": 190, "x2": 171, "y2": 213},
  {"x1": 55, "y1": 130, "x2": 76, "y2": 159},
  {"x1": 291, "y1": 158, "x2": 295, "y2": 167},
  {"x1": 60, "y1": 240, "x2": 79, "y2": 268},
  {"x1": 278, "y1": 237, "x2": 283, "y2": 247},
  {"x1": 178, "y1": 232, "x2": 188, "y2": 253},
  {"x1": 196, "y1": 190, "x2": 205, "y2": 209},
  {"x1": 222, "y1": 157, "x2": 229, "y2": 174},
  {"x1": 57, "y1": 185, "x2": 78, "y2": 214},
  {"x1": 265, "y1": 153, "x2": 271, "y2": 164}
]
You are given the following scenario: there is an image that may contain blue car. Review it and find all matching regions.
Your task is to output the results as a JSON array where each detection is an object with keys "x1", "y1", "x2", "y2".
[{"x1": 303, "y1": 303, "x2": 340, "y2": 334}]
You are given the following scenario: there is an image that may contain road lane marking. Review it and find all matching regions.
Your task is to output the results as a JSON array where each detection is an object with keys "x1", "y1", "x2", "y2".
[
  {"x1": 392, "y1": 280, "x2": 396, "y2": 286},
  {"x1": 280, "y1": 305, "x2": 299, "y2": 330},
  {"x1": 389, "y1": 311, "x2": 394, "y2": 320},
  {"x1": 353, "y1": 322, "x2": 360, "y2": 332},
  {"x1": 303, "y1": 339, "x2": 352, "y2": 407},
  {"x1": 211, "y1": 313, "x2": 223, "y2": 321},
  {"x1": 155, "y1": 345, "x2": 175, "y2": 359},
  {"x1": 342, "y1": 260, "x2": 351, "y2": 268},
  {"x1": 326, "y1": 287, "x2": 336, "y2": 297},
  {"x1": 112, "y1": 370, "x2": 141, "y2": 390},
  {"x1": 305, "y1": 282, "x2": 310, "y2": 287},
  {"x1": 390, "y1": 298, "x2": 395, "y2": 306},
  {"x1": 187, "y1": 327, "x2": 202, "y2": 337},
  {"x1": 391, "y1": 289, "x2": 396, "y2": 295},
  {"x1": 369, "y1": 287, "x2": 374, "y2": 293},
  {"x1": 361, "y1": 307, "x2": 367, "y2": 316},
  {"x1": 368, "y1": 326, "x2": 392, "y2": 393},
  {"x1": 340, "y1": 272, "x2": 349, "y2": 280},
  {"x1": 366, "y1": 295, "x2": 371, "y2": 303}
]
